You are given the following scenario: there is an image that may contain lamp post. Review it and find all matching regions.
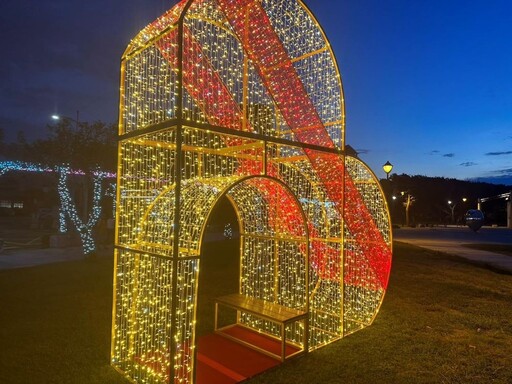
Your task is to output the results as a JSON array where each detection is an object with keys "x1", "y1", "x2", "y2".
[
  {"x1": 51, "y1": 110, "x2": 87, "y2": 224},
  {"x1": 447, "y1": 198, "x2": 467, "y2": 225},
  {"x1": 382, "y1": 161, "x2": 393, "y2": 180},
  {"x1": 447, "y1": 200, "x2": 456, "y2": 224},
  {"x1": 51, "y1": 110, "x2": 80, "y2": 130},
  {"x1": 401, "y1": 191, "x2": 414, "y2": 227}
]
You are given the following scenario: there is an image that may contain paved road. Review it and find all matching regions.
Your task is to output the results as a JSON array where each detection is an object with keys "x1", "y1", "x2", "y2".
[
  {"x1": 394, "y1": 226, "x2": 512, "y2": 273},
  {"x1": 2, "y1": 227, "x2": 511, "y2": 273},
  {"x1": 0, "y1": 246, "x2": 112, "y2": 271}
]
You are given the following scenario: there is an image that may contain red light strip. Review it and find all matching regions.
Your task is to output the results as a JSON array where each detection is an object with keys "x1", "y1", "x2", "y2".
[
  {"x1": 150, "y1": 0, "x2": 390, "y2": 289},
  {"x1": 157, "y1": 27, "x2": 246, "y2": 131},
  {"x1": 217, "y1": 0, "x2": 391, "y2": 289}
]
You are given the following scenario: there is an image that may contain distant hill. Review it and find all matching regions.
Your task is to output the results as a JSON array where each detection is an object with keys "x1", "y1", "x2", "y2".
[{"x1": 469, "y1": 176, "x2": 512, "y2": 186}]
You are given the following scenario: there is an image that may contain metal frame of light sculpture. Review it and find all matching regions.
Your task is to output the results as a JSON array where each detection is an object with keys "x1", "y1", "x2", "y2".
[{"x1": 111, "y1": 0, "x2": 392, "y2": 383}]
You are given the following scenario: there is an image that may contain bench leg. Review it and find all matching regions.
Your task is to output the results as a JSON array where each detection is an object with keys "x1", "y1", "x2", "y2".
[
  {"x1": 214, "y1": 302, "x2": 219, "y2": 331},
  {"x1": 281, "y1": 324, "x2": 286, "y2": 362}
]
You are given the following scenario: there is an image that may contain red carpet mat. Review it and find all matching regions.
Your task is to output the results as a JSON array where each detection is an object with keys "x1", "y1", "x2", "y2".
[
  {"x1": 196, "y1": 354, "x2": 240, "y2": 384},
  {"x1": 220, "y1": 325, "x2": 301, "y2": 358},
  {"x1": 196, "y1": 325, "x2": 300, "y2": 383}
]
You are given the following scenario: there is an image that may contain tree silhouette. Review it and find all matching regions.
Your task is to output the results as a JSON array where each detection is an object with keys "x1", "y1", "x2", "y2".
[
  {"x1": 29, "y1": 120, "x2": 116, "y2": 171},
  {"x1": 383, "y1": 174, "x2": 510, "y2": 226}
]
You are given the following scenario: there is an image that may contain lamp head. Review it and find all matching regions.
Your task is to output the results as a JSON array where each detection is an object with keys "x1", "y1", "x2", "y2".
[{"x1": 382, "y1": 161, "x2": 393, "y2": 175}]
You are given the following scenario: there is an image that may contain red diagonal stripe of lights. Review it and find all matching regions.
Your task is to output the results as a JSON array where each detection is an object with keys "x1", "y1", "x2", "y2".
[
  {"x1": 217, "y1": 0, "x2": 391, "y2": 289},
  {"x1": 156, "y1": 27, "x2": 245, "y2": 131},
  {"x1": 156, "y1": 26, "x2": 313, "y2": 257},
  {"x1": 156, "y1": 21, "x2": 262, "y2": 171},
  {"x1": 215, "y1": 0, "x2": 333, "y2": 148},
  {"x1": 247, "y1": 178, "x2": 306, "y2": 238},
  {"x1": 156, "y1": 23, "x2": 327, "y2": 271},
  {"x1": 306, "y1": 152, "x2": 391, "y2": 287},
  {"x1": 247, "y1": 176, "x2": 337, "y2": 283},
  {"x1": 263, "y1": 163, "x2": 341, "y2": 280},
  {"x1": 150, "y1": 0, "x2": 389, "y2": 288}
]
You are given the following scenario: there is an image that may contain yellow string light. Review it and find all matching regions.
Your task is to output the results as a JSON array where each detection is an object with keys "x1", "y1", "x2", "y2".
[{"x1": 112, "y1": 1, "x2": 392, "y2": 383}]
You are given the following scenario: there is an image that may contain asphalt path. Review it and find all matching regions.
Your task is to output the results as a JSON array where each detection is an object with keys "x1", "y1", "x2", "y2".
[
  {"x1": 1, "y1": 226, "x2": 511, "y2": 273},
  {"x1": 0, "y1": 246, "x2": 112, "y2": 270},
  {"x1": 393, "y1": 226, "x2": 512, "y2": 273}
]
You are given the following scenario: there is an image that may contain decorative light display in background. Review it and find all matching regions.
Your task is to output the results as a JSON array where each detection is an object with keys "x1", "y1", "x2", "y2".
[
  {"x1": 223, "y1": 223, "x2": 233, "y2": 239},
  {"x1": 112, "y1": 0, "x2": 392, "y2": 383},
  {"x1": 0, "y1": 161, "x2": 115, "y2": 255},
  {"x1": 0, "y1": 161, "x2": 53, "y2": 176},
  {"x1": 57, "y1": 167, "x2": 106, "y2": 255},
  {"x1": 105, "y1": 183, "x2": 117, "y2": 219}
]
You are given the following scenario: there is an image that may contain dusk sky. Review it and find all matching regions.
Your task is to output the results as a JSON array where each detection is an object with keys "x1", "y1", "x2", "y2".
[{"x1": 1, "y1": 0, "x2": 511, "y2": 184}]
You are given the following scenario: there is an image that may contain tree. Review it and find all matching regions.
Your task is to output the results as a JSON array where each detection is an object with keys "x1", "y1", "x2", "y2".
[
  {"x1": 0, "y1": 128, "x2": 4, "y2": 159},
  {"x1": 384, "y1": 174, "x2": 511, "y2": 226},
  {"x1": 29, "y1": 120, "x2": 117, "y2": 171}
]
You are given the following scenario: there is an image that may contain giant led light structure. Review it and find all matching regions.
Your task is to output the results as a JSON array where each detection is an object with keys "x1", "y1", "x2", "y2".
[{"x1": 112, "y1": 0, "x2": 392, "y2": 383}]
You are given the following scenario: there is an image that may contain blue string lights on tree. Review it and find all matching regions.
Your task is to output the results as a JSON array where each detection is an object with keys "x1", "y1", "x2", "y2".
[
  {"x1": 0, "y1": 161, "x2": 52, "y2": 176},
  {"x1": 57, "y1": 167, "x2": 107, "y2": 255},
  {"x1": 59, "y1": 207, "x2": 68, "y2": 234},
  {"x1": 105, "y1": 182, "x2": 117, "y2": 219},
  {"x1": 0, "y1": 161, "x2": 116, "y2": 256}
]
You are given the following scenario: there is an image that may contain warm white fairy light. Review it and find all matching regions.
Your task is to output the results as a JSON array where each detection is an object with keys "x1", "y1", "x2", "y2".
[{"x1": 112, "y1": 1, "x2": 392, "y2": 383}]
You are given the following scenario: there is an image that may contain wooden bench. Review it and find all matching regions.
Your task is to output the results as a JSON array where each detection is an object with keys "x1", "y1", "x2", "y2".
[{"x1": 214, "y1": 293, "x2": 308, "y2": 362}]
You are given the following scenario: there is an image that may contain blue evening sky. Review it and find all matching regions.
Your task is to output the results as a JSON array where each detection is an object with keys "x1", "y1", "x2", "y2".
[{"x1": 1, "y1": 0, "x2": 511, "y2": 184}]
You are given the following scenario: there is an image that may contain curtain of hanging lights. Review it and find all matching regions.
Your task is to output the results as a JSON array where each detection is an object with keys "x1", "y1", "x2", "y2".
[{"x1": 111, "y1": 0, "x2": 392, "y2": 383}]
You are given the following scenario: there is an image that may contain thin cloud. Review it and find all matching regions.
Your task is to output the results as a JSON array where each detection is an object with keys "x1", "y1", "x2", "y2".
[
  {"x1": 493, "y1": 168, "x2": 512, "y2": 175},
  {"x1": 485, "y1": 151, "x2": 512, "y2": 156},
  {"x1": 355, "y1": 148, "x2": 369, "y2": 154},
  {"x1": 429, "y1": 150, "x2": 440, "y2": 155},
  {"x1": 460, "y1": 162, "x2": 477, "y2": 167},
  {"x1": 443, "y1": 153, "x2": 455, "y2": 158}
]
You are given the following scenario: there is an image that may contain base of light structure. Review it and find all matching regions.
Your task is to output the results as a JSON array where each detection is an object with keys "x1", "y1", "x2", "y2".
[{"x1": 112, "y1": 124, "x2": 391, "y2": 383}]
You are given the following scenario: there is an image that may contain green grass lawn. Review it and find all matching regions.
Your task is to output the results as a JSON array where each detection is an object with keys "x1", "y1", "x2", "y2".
[{"x1": 0, "y1": 242, "x2": 511, "y2": 384}]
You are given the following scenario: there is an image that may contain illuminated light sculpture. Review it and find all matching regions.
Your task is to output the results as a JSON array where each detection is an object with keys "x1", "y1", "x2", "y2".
[{"x1": 111, "y1": 0, "x2": 392, "y2": 383}]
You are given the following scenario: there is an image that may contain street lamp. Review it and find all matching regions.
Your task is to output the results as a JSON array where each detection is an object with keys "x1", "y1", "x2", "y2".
[
  {"x1": 401, "y1": 191, "x2": 414, "y2": 226},
  {"x1": 51, "y1": 110, "x2": 80, "y2": 130},
  {"x1": 382, "y1": 161, "x2": 393, "y2": 180},
  {"x1": 51, "y1": 110, "x2": 85, "y2": 224},
  {"x1": 447, "y1": 198, "x2": 467, "y2": 225},
  {"x1": 447, "y1": 200, "x2": 456, "y2": 224}
]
